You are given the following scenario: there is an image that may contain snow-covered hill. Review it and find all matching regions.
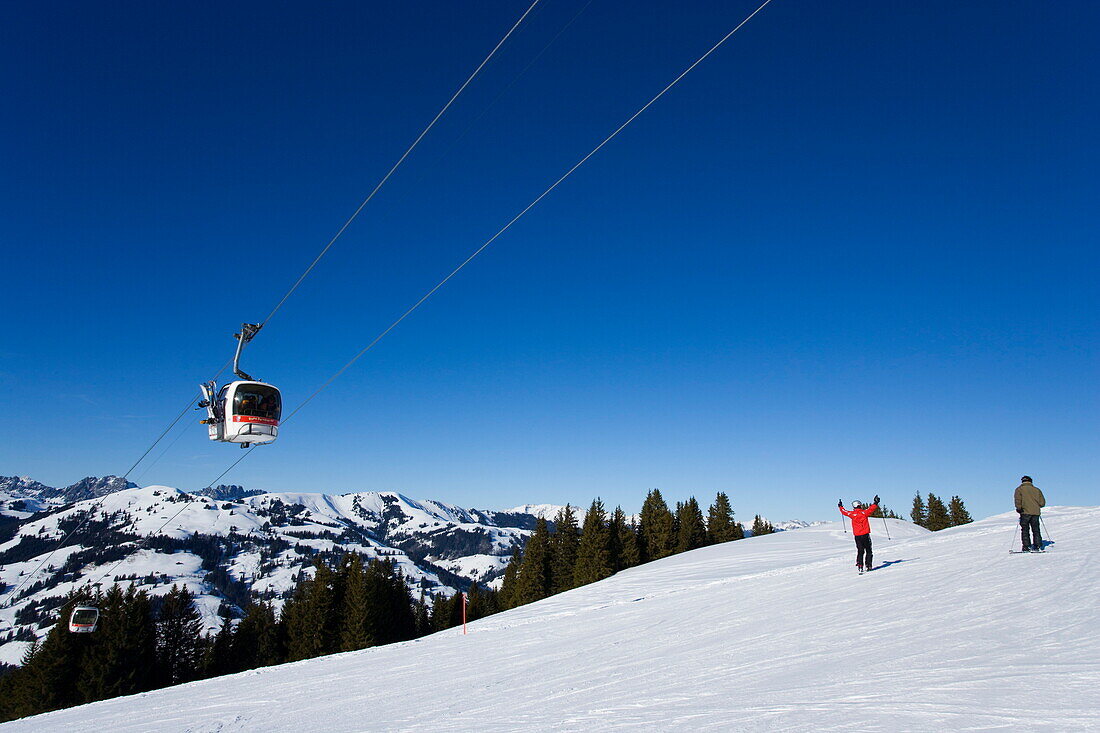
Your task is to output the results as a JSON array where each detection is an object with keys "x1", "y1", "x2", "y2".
[
  {"x1": 7, "y1": 507, "x2": 1097, "y2": 731},
  {"x1": 0, "y1": 480, "x2": 549, "y2": 664}
]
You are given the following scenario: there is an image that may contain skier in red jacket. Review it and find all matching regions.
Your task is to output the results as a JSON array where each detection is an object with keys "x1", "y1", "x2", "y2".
[{"x1": 839, "y1": 495, "x2": 880, "y2": 573}]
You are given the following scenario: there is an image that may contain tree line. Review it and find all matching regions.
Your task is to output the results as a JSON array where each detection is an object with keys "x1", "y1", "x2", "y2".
[
  {"x1": 910, "y1": 492, "x2": 973, "y2": 530},
  {"x1": 0, "y1": 556, "x2": 459, "y2": 723},
  {"x1": 496, "y1": 490, "x2": 749, "y2": 610}
]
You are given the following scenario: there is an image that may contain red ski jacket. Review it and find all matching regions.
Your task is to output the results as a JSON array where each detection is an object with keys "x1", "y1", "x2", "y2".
[{"x1": 839, "y1": 504, "x2": 878, "y2": 536}]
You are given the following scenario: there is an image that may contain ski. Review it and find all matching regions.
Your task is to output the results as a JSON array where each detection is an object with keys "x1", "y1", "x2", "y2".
[{"x1": 1009, "y1": 550, "x2": 1047, "y2": 554}]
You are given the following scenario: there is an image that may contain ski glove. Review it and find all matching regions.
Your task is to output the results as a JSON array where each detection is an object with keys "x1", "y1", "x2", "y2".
[
  {"x1": 873, "y1": 495, "x2": 880, "y2": 505},
  {"x1": 838, "y1": 499, "x2": 844, "y2": 507}
]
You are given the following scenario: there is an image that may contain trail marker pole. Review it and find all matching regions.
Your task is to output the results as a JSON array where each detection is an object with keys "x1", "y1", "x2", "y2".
[{"x1": 461, "y1": 592, "x2": 468, "y2": 635}]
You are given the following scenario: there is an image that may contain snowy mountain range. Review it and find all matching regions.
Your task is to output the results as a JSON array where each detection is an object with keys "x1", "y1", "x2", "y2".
[
  {"x1": 6, "y1": 506, "x2": 1097, "y2": 731},
  {"x1": 0, "y1": 475, "x2": 549, "y2": 665},
  {"x1": 0, "y1": 474, "x2": 815, "y2": 669}
]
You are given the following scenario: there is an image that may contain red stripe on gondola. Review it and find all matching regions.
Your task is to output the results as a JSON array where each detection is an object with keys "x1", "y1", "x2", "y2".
[{"x1": 232, "y1": 416, "x2": 280, "y2": 425}]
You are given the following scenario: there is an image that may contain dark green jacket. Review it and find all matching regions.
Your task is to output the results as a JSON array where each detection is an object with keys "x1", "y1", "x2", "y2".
[{"x1": 1014, "y1": 482, "x2": 1046, "y2": 516}]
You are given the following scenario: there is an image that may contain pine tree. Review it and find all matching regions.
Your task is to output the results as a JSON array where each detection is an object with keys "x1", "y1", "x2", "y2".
[
  {"x1": 431, "y1": 590, "x2": 465, "y2": 632},
  {"x1": 515, "y1": 518, "x2": 552, "y2": 605},
  {"x1": 371, "y1": 560, "x2": 416, "y2": 644},
  {"x1": 948, "y1": 495, "x2": 973, "y2": 527},
  {"x1": 550, "y1": 505, "x2": 580, "y2": 594},
  {"x1": 283, "y1": 559, "x2": 338, "y2": 661},
  {"x1": 620, "y1": 517, "x2": 641, "y2": 569},
  {"x1": 413, "y1": 590, "x2": 431, "y2": 636},
  {"x1": 675, "y1": 497, "x2": 707, "y2": 553},
  {"x1": 232, "y1": 601, "x2": 281, "y2": 670},
  {"x1": 870, "y1": 503, "x2": 900, "y2": 520},
  {"x1": 465, "y1": 582, "x2": 485, "y2": 622},
  {"x1": 706, "y1": 492, "x2": 741, "y2": 544},
  {"x1": 638, "y1": 489, "x2": 675, "y2": 562},
  {"x1": 497, "y1": 546, "x2": 522, "y2": 610},
  {"x1": 203, "y1": 616, "x2": 235, "y2": 678},
  {"x1": 154, "y1": 584, "x2": 205, "y2": 686},
  {"x1": 671, "y1": 501, "x2": 683, "y2": 549},
  {"x1": 910, "y1": 492, "x2": 927, "y2": 527},
  {"x1": 339, "y1": 553, "x2": 372, "y2": 651},
  {"x1": 750, "y1": 515, "x2": 775, "y2": 536},
  {"x1": 429, "y1": 592, "x2": 450, "y2": 632},
  {"x1": 573, "y1": 499, "x2": 611, "y2": 587},
  {"x1": 607, "y1": 506, "x2": 628, "y2": 572},
  {"x1": 924, "y1": 493, "x2": 951, "y2": 531},
  {"x1": 479, "y1": 586, "x2": 502, "y2": 618}
]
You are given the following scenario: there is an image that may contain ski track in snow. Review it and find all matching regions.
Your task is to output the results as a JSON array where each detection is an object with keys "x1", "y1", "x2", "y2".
[{"x1": 4, "y1": 507, "x2": 1098, "y2": 732}]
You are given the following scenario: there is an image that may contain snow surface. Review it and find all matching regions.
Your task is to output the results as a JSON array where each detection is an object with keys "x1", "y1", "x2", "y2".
[{"x1": 6, "y1": 507, "x2": 1099, "y2": 732}]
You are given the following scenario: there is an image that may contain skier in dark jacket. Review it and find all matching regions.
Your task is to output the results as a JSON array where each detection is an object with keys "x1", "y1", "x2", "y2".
[
  {"x1": 1014, "y1": 476, "x2": 1046, "y2": 552},
  {"x1": 839, "y1": 496, "x2": 880, "y2": 573}
]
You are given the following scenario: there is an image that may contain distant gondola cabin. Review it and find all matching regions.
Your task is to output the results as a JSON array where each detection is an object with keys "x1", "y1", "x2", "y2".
[{"x1": 69, "y1": 606, "x2": 99, "y2": 633}]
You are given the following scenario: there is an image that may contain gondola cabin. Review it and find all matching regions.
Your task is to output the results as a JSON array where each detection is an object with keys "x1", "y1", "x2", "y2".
[
  {"x1": 200, "y1": 381, "x2": 281, "y2": 447},
  {"x1": 69, "y1": 606, "x2": 100, "y2": 633}
]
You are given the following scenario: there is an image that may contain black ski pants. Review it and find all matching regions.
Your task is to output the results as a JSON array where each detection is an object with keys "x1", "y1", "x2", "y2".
[
  {"x1": 854, "y1": 533, "x2": 872, "y2": 568},
  {"x1": 1020, "y1": 514, "x2": 1042, "y2": 550}
]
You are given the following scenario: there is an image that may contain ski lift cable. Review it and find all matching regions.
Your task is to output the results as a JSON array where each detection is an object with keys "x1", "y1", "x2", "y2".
[
  {"x1": 0, "y1": 382, "x2": 227, "y2": 612},
  {"x1": 160, "y1": 0, "x2": 781, "y2": 490},
  {"x1": 256, "y1": 0, "x2": 544, "y2": 330},
  {"x1": 86, "y1": 449, "x2": 258, "y2": 591},
  {"x1": 133, "y1": 416, "x2": 193, "y2": 485},
  {"x1": 282, "y1": 0, "x2": 779, "y2": 425},
  {"x1": 0, "y1": 3, "x2": 543, "y2": 613},
  {"x1": 106, "y1": 0, "x2": 543, "y2": 484}
]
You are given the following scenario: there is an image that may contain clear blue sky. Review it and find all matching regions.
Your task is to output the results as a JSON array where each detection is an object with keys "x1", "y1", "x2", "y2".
[{"x1": 2, "y1": 1, "x2": 1097, "y2": 522}]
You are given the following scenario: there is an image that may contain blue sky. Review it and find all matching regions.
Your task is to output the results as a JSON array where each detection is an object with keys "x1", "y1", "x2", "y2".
[{"x1": 2, "y1": 1, "x2": 1097, "y2": 522}]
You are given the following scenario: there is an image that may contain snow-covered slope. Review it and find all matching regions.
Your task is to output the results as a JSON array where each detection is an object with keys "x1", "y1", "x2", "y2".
[
  {"x1": 0, "y1": 483, "x2": 539, "y2": 662},
  {"x1": 8, "y1": 507, "x2": 1098, "y2": 731}
]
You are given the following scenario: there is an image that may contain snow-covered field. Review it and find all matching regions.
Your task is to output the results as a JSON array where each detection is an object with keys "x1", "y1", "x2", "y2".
[{"x1": 6, "y1": 507, "x2": 1098, "y2": 732}]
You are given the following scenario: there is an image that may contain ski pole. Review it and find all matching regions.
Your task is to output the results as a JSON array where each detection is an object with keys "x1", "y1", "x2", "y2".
[
  {"x1": 1040, "y1": 516, "x2": 1052, "y2": 547},
  {"x1": 839, "y1": 499, "x2": 846, "y2": 535},
  {"x1": 880, "y1": 513, "x2": 892, "y2": 540}
]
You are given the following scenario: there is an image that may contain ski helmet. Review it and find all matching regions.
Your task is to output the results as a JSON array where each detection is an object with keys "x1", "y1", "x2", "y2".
[{"x1": 851, "y1": 500, "x2": 863, "y2": 509}]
